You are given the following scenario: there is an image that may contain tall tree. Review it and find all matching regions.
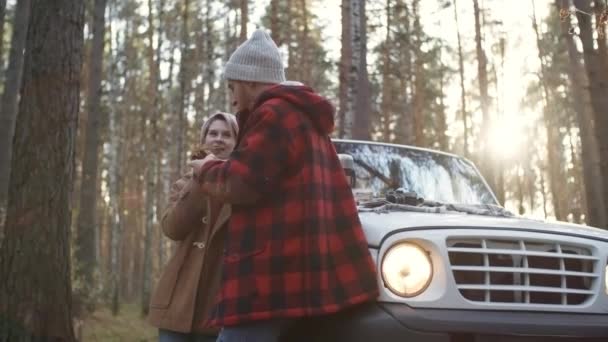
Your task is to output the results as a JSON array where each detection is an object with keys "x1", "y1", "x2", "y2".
[
  {"x1": 393, "y1": 0, "x2": 415, "y2": 146},
  {"x1": 0, "y1": 0, "x2": 7, "y2": 70},
  {"x1": 107, "y1": 0, "x2": 126, "y2": 314},
  {"x1": 338, "y1": 0, "x2": 351, "y2": 138},
  {"x1": 560, "y1": 0, "x2": 606, "y2": 227},
  {"x1": 74, "y1": 0, "x2": 108, "y2": 310},
  {"x1": 411, "y1": 0, "x2": 425, "y2": 146},
  {"x1": 141, "y1": 0, "x2": 161, "y2": 316},
  {"x1": 0, "y1": 0, "x2": 85, "y2": 339},
  {"x1": 594, "y1": 0, "x2": 608, "y2": 76},
  {"x1": 379, "y1": 0, "x2": 393, "y2": 140},
  {"x1": 473, "y1": 0, "x2": 495, "y2": 191},
  {"x1": 240, "y1": 0, "x2": 248, "y2": 42},
  {"x1": 575, "y1": 0, "x2": 608, "y2": 226},
  {"x1": 453, "y1": 0, "x2": 469, "y2": 156},
  {"x1": 175, "y1": 0, "x2": 191, "y2": 180},
  {"x1": 269, "y1": 0, "x2": 280, "y2": 43},
  {"x1": 532, "y1": 0, "x2": 567, "y2": 221},
  {"x1": 352, "y1": 0, "x2": 371, "y2": 140},
  {"x1": 0, "y1": 0, "x2": 31, "y2": 232}
]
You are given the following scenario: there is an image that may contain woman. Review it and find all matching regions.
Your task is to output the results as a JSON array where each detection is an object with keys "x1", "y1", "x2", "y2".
[{"x1": 148, "y1": 112, "x2": 238, "y2": 342}]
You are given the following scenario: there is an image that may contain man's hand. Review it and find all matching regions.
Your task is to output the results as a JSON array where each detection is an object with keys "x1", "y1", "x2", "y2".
[{"x1": 188, "y1": 153, "x2": 219, "y2": 180}]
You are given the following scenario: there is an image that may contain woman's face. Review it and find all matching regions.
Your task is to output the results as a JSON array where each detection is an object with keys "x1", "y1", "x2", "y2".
[{"x1": 203, "y1": 118, "x2": 236, "y2": 159}]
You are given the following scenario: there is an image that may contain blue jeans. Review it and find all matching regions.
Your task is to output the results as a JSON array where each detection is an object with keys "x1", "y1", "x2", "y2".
[
  {"x1": 215, "y1": 320, "x2": 291, "y2": 342},
  {"x1": 159, "y1": 329, "x2": 217, "y2": 342}
]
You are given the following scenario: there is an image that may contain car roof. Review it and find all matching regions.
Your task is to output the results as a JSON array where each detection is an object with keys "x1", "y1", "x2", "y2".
[{"x1": 332, "y1": 138, "x2": 470, "y2": 163}]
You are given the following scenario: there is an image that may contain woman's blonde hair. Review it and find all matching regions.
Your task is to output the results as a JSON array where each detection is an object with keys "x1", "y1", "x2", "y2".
[{"x1": 199, "y1": 112, "x2": 239, "y2": 143}]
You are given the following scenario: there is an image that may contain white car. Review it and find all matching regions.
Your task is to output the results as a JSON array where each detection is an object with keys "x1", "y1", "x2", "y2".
[{"x1": 286, "y1": 139, "x2": 608, "y2": 342}]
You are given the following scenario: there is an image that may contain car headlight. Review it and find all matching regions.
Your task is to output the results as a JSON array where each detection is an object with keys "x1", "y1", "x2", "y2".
[{"x1": 381, "y1": 242, "x2": 433, "y2": 297}]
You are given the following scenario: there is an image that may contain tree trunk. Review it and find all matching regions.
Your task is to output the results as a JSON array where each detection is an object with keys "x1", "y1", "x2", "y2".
[
  {"x1": 240, "y1": 0, "x2": 248, "y2": 42},
  {"x1": 0, "y1": 0, "x2": 84, "y2": 339},
  {"x1": 594, "y1": 0, "x2": 608, "y2": 76},
  {"x1": 141, "y1": 0, "x2": 160, "y2": 315},
  {"x1": 338, "y1": 0, "x2": 351, "y2": 138},
  {"x1": 270, "y1": 0, "x2": 280, "y2": 44},
  {"x1": 204, "y1": 0, "x2": 215, "y2": 115},
  {"x1": 561, "y1": 0, "x2": 606, "y2": 228},
  {"x1": 411, "y1": 0, "x2": 424, "y2": 146},
  {"x1": 575, "y1": 0, "x2": 608, "y2": 227},
  {"x1": 532, "y1": 0, "x2": 567, "y2": 221},
  {"x1": 175, "y1": 0, "x2": 190, "y2": 180},
  {"x1": 0, "y1": 0, "x2": 7, "y2": 71},
  {"x1": 473, "y1": 0, "x2": 494, "y2": 191},
  {"x1": 74, "y1": 0, "x2": 107, "y2": 309},
  {"x1": 453, "y1": 0, "x2": 469, "y2": 156},
  {"x1": 107, "y1": 4, "x2": 124, "y2": 315},
  {"x1": 0, "y1": 0, "x2": 31, "y2": 233},
  {"x1": 352, "y1": 0, "x2": 371, "y2": 140},
  {"x1": 437, "y1": 55, "x2": 449, "y2": 151},
  {"x1": 380, "y1": 0, "x2": 392, "y2": 141},
  {"x1": 299, "y1": 0, "x2": 310, "y2": 85},
  {"x1": 344, "y1": 0, "x2": 360, "y2": 139},
  {"x1": 393, "y1": 0, "x2": 414, "y2": 146}
]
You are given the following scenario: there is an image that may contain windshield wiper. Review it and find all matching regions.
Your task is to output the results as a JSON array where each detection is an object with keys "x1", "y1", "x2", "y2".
[
  {"x1": 353, "y1": 158, "x2": 399, "y2": 188},
  {"x1": 359, "y1": 198, "x2": 514, "y2": 217}
]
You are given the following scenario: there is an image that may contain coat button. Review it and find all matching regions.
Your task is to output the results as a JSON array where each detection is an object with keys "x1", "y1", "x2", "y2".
[
  {"x1": 193, "y1": 242, "x2": 206, "y2": 249},
  {"x1": 202, "y1": 216, "x2": 208, "y2": 224}
]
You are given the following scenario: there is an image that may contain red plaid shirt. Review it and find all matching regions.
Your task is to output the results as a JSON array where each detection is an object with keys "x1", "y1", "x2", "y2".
[{"x1": 197, "y1": 84, "x2": 378, "y2": 326}]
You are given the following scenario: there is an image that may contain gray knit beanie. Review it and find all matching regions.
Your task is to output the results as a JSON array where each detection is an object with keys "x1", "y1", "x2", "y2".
[{"x1": 223, "y1": 29, "x2": 286, "y2": 84}]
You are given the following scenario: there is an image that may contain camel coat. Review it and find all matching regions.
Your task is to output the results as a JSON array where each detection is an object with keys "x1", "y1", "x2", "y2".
[{"x1": 147, "y1": 177, "x2": 230, "y2": 334}]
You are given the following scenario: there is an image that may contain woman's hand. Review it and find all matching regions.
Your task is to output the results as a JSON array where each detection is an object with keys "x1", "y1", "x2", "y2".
[{"x1": 168, "y1": 171, "x2": 193, "y2": 201}]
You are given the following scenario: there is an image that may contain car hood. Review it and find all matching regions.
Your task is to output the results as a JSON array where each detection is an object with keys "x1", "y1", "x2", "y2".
[{"x1": 360, "y1": 211, "x2": 608, "y2": 247}]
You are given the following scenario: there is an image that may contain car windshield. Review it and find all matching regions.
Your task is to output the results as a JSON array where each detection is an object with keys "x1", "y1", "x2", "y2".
[{"x1": 333, "y1": 140, "x2": 497, "y2": 206}]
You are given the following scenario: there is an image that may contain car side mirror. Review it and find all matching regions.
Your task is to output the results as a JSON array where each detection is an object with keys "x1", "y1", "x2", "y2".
[{"x1": 338, "y1": 154, "x2": 355, "y2": 188}]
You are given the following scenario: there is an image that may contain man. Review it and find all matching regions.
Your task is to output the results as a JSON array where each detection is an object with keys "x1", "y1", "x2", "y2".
[{"x1": 190, "y1": 29, "x2": 379, "y2": 342}]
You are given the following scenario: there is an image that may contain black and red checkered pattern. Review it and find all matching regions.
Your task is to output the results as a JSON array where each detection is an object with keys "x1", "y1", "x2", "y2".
[{"x1": 198, "y1": 84, "x2": 379, "y2": 327}]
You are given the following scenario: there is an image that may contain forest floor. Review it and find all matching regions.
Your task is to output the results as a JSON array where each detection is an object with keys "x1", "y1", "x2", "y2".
[{"x1": 82, "y1": 303, "x2": 157, "y2": 341}]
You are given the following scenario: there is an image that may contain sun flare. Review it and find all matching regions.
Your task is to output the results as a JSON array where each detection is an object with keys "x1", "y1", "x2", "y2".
[{"x1": 487, "y1": 116, "x2": 524, "y2": 161}]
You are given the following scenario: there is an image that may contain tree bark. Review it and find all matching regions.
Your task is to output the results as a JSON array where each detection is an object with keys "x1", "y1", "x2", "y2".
[
  {"x1": 560, "y1": 0, "x2": 606, "y2": 228},
  {"x1": 453, "y1": 0, "x2": 469, "y2": 157},
  {"x1": 240, "y1": 0, "x2": 248, "y2": 43},
  {"x1": 437, "y1": 55, "x2": 449, "y2": 151},
  {"x1": 74, "y1": 0, "x2": 107, "y2": 307},
  {"x1": 393, "y1": 0, "x2": 414, "y2": 146},
  {"x1": 411, "y1": 0, "x2": 424, "y2": 146},
  {"x1": 141, "y1": 0, "x2": 160, "y2": 315},
  {"x1": 338, "y1": 0, "x2": 351, "y2": 138},
  {"x1": 473, "y1": 0, "x2": 495, "y2": 191},
  {"x1": 270, "y1": 0, "x2": 280, "y2": 44},
  {"x1": 204, "y1": 0, "x2": 215, "y2": 115},
  {"x1": 0, "y1": 0, "x2": 84, "y2": 339},
  {"x1": 380, "y1": 0, "x2": 392, "y2": 140},
  {"x1": 352, "y1": 0, "x2": 371, "y2": 140},
  {"x1": 594, "y1": 0, "x2": 608, "y2": 76},
  {"x1": 107, "y1": 3, "x2": 124, "y2": 315},
  {"x1": 175, "y1": 0, "x2": 190, "y2": 180},
  {"x1": 532, "y1": 0, "x2": 567, "y2": 221},
  {"x1": 0, "y1": 0, "x2": 31, "y2": 233},
  {"x1": 299, "y1": 0, "x2": 310, "y2": 85},
  {"x1": 0, "y1": 0, "x2": 6, "y2": 76},
  {"x1": 575, "y1": 0, "x2": 608, "y2": 227}
]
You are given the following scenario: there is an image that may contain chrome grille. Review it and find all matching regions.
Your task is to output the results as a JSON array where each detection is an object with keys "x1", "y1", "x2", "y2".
[{"x1": 447, "y1": 237, "x2": 600, "y2": 306}]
